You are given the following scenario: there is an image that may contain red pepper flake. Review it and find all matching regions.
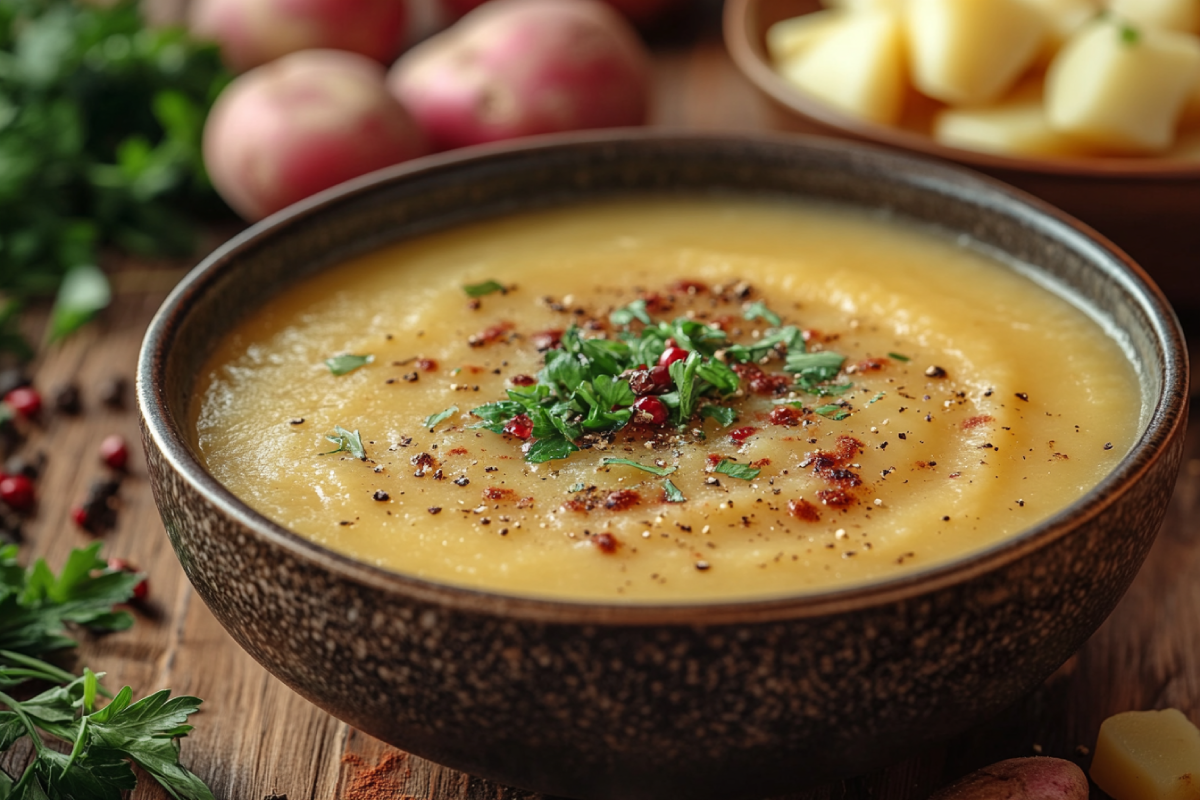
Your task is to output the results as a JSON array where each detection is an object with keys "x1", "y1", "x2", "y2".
[
  {"x1": 855, "y1": 357, "x2": 887, "y2": 372},
  {"x1": 752, "y1": 458, "x2": 771, "y2": 468},
  {"x1": 482, "y1": 487, "x2": 515, "y2": 502},
  {"x1": 787, "y1": 498, "x2": 821, "y2": 521},
  {"x1": 531, "y1": 329, "x2": 563, "y2": 351},
  {"x1": 446, "y1": 447, "x2": 468, "y2": 456},
  {"x1": 503, "y1": 414, "x2": 533, "y2": 439},
  {"x1": 416, "y1": 358, "x2": 438, "y2": 372},
  {"x1": 817, "y1": 488, "x2": 854, "y2": 506},
  {"x1": 641, "y1": 291, "x2": 672, "y2": 313},
  {"x1": 468, "y1": 321, "x2": 514, "y2": 348},
  {"x1": 509, "y1": 374, "x2": 537, "y2": 386},
  {"x1": 962, "y1": 415, "x2": 994, "y2": 430},
  {"x1": 706, "y1": 454, "x2": 724, "y2": 469},
  {"x1": 768, "y1": 405, "x2": 801, "y2": 427},
  {"x1": 729, "y1": 426, "x2": 757, "y2": 444},
  {"x1": 603, "y1": 489, "x2": 640, "y2": 511},
  {"x1": 803, "y1": 436, "x2": 864, "y2": 490},
  {"x1": 592, "y1": 532, "x2": 619, "y2": 553},
  {"x1": 732, "y1": 362, "x2": 791, "y2": 395}
]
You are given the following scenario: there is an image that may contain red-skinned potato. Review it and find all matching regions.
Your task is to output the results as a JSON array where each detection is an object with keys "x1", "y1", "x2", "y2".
[
  {"x1": 389, "y1": 0, "x2": 651, "y2": 152},
  {"x1": 929, "y1": 757, "x2": 1089, "y2": 800},
  {"x1": 439, "y1": 0, "x2": 689, "y2": 28},
  {"x1": 203, "y1": 49, "x2": 427, "y2": 222},
  {"x1": 190, "y1": 0, "x2": 408, "y2": 72}
]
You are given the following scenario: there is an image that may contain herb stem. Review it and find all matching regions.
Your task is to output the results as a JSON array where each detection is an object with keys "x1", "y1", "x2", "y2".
[{"x1": 0, "y1": 688, "x2": 47, "y2": 755}]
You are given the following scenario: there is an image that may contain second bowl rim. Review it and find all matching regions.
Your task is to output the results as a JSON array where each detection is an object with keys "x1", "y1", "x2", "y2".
[{"x1": 137, "y1": 129, "x2": 1189, "y2": 626}]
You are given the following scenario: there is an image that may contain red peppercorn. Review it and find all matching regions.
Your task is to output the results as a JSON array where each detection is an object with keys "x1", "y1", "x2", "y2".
[
  {"x1": 0, "y1": 474, "x2": 34, "y2": 511},
  {"x1": 503, "y1": 414, "x2": 533, "y2": 439},
  {"x1": 72, "y1": 506, "x2": 90, "y2": 528},
  {"x1": 99, "y1": 434, "x2": 129, "y2": 470},
  {"x1": 107, "y1": 558, "x2": 149, "y2": 602},
  {"x1": 657, "y1": 346, "x2": 689, "y2": 368},
  {"x1": 632, "y1": 396, "x2": 669, "y2": 425},
  {"x1": 4, "y1": 386, "x2": 41, "y2": 417}
]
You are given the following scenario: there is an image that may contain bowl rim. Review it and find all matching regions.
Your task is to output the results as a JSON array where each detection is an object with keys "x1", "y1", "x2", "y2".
[
  {"x1": 137, "y1": 129, "x2": 1189, "y2": 626},
  {"x1": 723, "y1": 0, "x2": 1200, "y2": 181}
]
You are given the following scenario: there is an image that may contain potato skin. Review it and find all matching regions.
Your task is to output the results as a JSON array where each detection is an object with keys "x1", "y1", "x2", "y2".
[
  {"x1": 190, "y1": 0, "x2": 409, "y2": 72},
  {"x1": 203, "y1": 49, "x2": 427, "y2": 221},
  {"x1": 389, "y1": 0, "x2": 651, "y2": 152},
  {"x1": 929, "y1": 757, "x2": 1089, "y2": 800}
]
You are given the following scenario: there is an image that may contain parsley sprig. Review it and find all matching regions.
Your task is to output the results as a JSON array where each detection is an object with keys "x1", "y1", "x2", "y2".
[
  {"x1": 0, "y1": 543, "x2": 214, "y2": 799},
  {"x1": 470, "y1": 304, "x2": 850, "y2": 463}
]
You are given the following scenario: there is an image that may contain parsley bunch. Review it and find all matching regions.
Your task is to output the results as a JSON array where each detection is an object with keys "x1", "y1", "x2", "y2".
[
  {"x1": 469, "y1": 300, "x2": 849, "y2": 463},
  {"x1": 0, "y1": 0, "x2": 231, "y2": 352},
  {"x1": 0, "y1": 544, "x2": 213, "y2": 800}
]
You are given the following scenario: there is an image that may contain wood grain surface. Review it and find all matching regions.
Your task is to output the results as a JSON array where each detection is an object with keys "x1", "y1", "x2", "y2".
[{"x1": 5, "y1": 3, "x2": 1199, "y2": 799}]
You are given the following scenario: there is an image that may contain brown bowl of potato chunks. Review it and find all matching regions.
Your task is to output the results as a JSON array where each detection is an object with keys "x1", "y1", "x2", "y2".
[{"x1": 724, "y1": 0, "x2": 1200, "y2": 308}]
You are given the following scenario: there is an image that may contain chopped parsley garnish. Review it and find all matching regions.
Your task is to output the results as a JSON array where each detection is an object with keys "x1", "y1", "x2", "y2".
[
  {"x1": 815, "y1": 404, "x2": 851, "y2": 421},
  {"x1": 662, "y1": 479, "x2": 686, "y2": 503},
  {"x1": 713, "y1": 459, "x2": 760, "y2": 481},
  {"x1": 422, "y1": 406, "x2": 459, "y2": 431},
  {"x1": 324, "y1": 353, "x2": 374, "y2": 376},
  {"x1": 469, "y1": 299, "x2": 852, "y2": 463},
  {"x1": 700, "y1": 404, "x2": 738, "y2": 427},
  {"x1": 888, "y1": 352, "x2": 910, "y2": 362},
  {"x1": 1119, "y1": 22, "x2": 1140, "y2": 45},
  {"x1": 609, "y1": 299, "x2": 652, "y2": 326},
  {"x1": 463, "y1": 280, "x2": 506, "y2": 298},
  {"x1": 568, "y1": 482, "x2": 585, "y2": 493},
  {"x1": 869, "y1": 391, "x2": 887, "y2": 405},
  {"x1": 601, "y1": 458, "x2": 678, "y2": 477},
  {"x1": 742, "y1": 301, "x2": 781, "y2": 327},
  {"x1": 323, "y1": 426, "x2": 366, "y2": 459}
]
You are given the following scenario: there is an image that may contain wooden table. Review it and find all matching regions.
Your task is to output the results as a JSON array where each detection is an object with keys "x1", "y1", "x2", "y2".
[{"x1": 4, "y1": 5, "x2": 1199, "y2": 799}]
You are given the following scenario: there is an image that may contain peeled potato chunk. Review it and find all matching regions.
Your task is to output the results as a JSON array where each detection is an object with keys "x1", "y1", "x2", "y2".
[
  {"x1": 767, "y1": 10, "x2": 845, "y2": 64},
  {"x1": 1090, "y1": 708, "x2": 1200, "y2": 800},
  {"x1": 1045, "y1": 18, "x2": 1200, "y2": 153},
  {"x1": 905, "y1": 0, "x2": 1048, "y2": 106},
  {"x1": 933, "y1": 80, "x2": 1087, "y2": 156},
  {"x1": 779, "y1": 10, "x2": 906, "y2": 125},
  {"x1": 1109, "y1": 0, "x2": 1200, "y2": 35}
]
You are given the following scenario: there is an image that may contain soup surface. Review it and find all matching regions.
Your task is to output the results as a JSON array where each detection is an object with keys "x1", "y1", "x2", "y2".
[{"x1": 193, "y1": 198, "x2": 1142, "y2": 602}]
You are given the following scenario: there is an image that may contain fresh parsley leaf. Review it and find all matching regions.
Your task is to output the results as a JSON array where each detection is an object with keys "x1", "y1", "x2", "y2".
[
  {"x1": 700, "y1": 404, "x2": 738, "y2": 427},
  {"x1": 524, "y1": 436, "x2": 579, "y2": 463},
  {"x1": 888, "y1": 352, "x2": 910, "y2": 362},
  {"x1": 695, "y1": 359, "x2": 740, "y2": 396},
  {"x1": 0, "y1": 543, "x2": 137, "y2": 659},
  {"x1": 713, "y1": 459, "x2": 760, "y2": 481},
  {"x1": 669, "y1": 351, "x2": 703, "y2": 423},
  {"x1": 422, "y1": 407, "x2": 458, "y2": 431},
  {"x1": 1119, "y1": 22, "x2": 1140, "y2": 45},
  {"x1": 742, "y1": 301, "x2": 781, "y2": 327},
  {"x1": 724, "y1": 326, "x2": 803, "y2": 364},
  {"x1": 812, "y1": 382, "x2": 854, "y2": 397},
  {"x1": 784, "y1": 351, "x2": 846, "y2": 379},
  {"x1": 463, "y1": 280, "x2": 506, "y2": 298},
  {"x1": 468, "y1": 400, "x2": 525, "y2": 433},
  {"x1": 662, "y1": 479, "x2": 686, "y2": 503},
  {"x1": 323, "y1": 426, "x2": 366, "y2": 459},
  {"x1": 568, "y1": 482, "x2": 585, "y2": 493},
  {"x1": 815, "y1": 404, "x2": 851, "y2": 421},
  {"x1": 324, "y1": 353, "x2": 373, "y2": 376},
  {"x1": 609, "y1": 299, "x2": 651, "y2": 327},
  {"x1": 868, "y1": 391, "x2": 886, "y2": 404},
  {"x1": 48, "y1": 264, "x2": 111, "y2": 343},
  {"x1": 601, "y1": 458, "x2": 677, "y2": 477}
]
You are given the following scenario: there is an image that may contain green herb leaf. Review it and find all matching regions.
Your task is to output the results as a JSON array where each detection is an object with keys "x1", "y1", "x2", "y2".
[
  {"x1": 724, "y1": 326, "x2": 802, "y2": 364},
  {"x1": 568, "y1": 482, "x2": 585, "y2": 493},
  {"x1": 713, "y1": 459, "x2": 760, "y2": 481},
  {"x1": 662, "y1": 479, "x2": 686, "y2": 503},
  {"x1": 422, "y1": 407, "x2": 458, "y2": 431},
  {"x1": 463, "y1": 280, "x2": 506, "y2": 298},
  {"x1": 324, "y1": 353, "x2": 373, "y2": 376},
  {"x1": 742, "y1": 301, "x2": 781, "y2": 327},
  {"x1": 669, "y1": 351, "x2": 703, "y2": 423},
  {"x1": 323, "y1": 426, "x2": 366, "y2": 459},
  {"x1": 1119, "y1": 22, "x2": 1140, "y2": 45},
  {"x1": 468, "y1": 400, "x2": 525, "y2": 433},
  {"x1": 524, "y1": 436, "x2": 579, "y2": 463},
  {"x1": 868, "y1": 391, "x2": 886, "y2": 405},
  {"x1": 784, "y1": 351, "x2": 846, "y2": 379},
  {"x1": 601, "y1": 458, "x2": 677, "y2": 477},
  {"x1": 609, "y1": 299, "x2": 651, "y2": 327},
  {"x1": 48, "y1": 265, "x2": 111, "y2": 343},
  {"x1": 700, "y1": 404, "x2": 738, "y2": 427},
  {"x1": 888, "y1": 352, "x2": 910, "y2": 362},
  {"x1": 815, "y1": 404, "x2": 851, "y2": 421}
]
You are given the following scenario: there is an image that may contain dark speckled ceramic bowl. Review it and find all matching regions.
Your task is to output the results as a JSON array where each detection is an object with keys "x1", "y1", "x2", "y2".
[{"x1": 138, "y1": 132, "x2": 1187, "y2": 800}]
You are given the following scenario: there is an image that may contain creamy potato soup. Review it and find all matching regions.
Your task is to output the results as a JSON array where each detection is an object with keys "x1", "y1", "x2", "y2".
[{"x1": 193, "y1": 199, "x2": 1141, "y2": 602}]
